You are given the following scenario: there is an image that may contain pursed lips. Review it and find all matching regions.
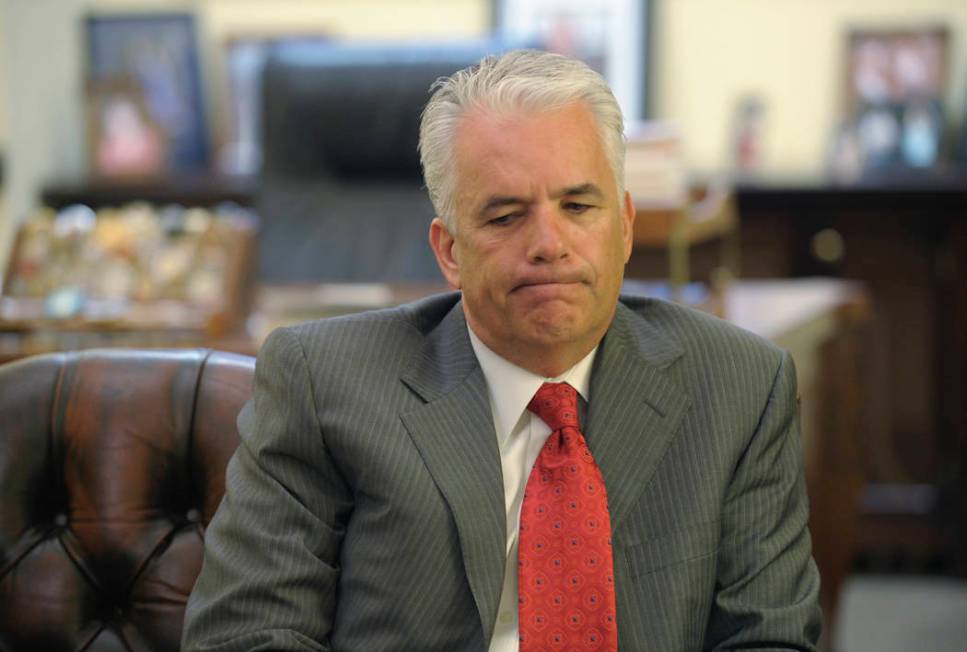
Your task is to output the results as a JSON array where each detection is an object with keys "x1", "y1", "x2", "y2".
[{"x1": 511, "y1": 274, "x2": 588, "y2": 293}]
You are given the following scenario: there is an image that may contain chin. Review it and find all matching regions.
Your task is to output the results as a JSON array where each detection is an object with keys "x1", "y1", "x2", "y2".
[{"x1": 521, "y1": 312, "x2": 583, "y2": 343}]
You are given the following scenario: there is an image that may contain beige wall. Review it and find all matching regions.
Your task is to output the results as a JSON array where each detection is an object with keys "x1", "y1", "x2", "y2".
[
  {"x1": 60, "y1": 0, "x2": 967, "y2": 176},
  {"x1": 86, "y1": 0, "x2": 490, "y2": 154},
  {"x1": 0, "y1": 0, "x2": 87, "y2": 279},
  {"x1": 90, "y1": 0, "x2": 488, "y2": 37},
  {"x1": 653, "y1": 0, "x2": 967, "y2": 174},
  {"x1": 0, "y1": 0, "x2": 488, "y2": 274},
  {"x1": 2, "y1": 0, "x2": 967, "y2": 273},
  {"x1": 0, "y1": 4, "x2": 7, "y2": 274},
  {"x1": 0, "y1": 4, "x2": 6, "y2": 150},
  {"x1": 196, "y1": 0, "x2": 489, "y2": 151},
  {"x1": 201, "y1": 0, "x2": 487, "y2": 39}
]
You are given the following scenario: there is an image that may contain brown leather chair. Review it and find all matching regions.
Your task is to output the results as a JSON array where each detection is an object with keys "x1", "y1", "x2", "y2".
[{"x1": 0, "y1": 348, "x2": 254, "y2": 651}]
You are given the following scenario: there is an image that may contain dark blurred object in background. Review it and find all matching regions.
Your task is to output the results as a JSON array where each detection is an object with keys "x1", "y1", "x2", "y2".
[
  {"x1": 218, "y1": 34, "x2": 332, "y2": 176},
  {"x1": 256, "y1": 40, "x2": 514, "y2": 284},
  {"x1": 958, "y1": 85, "x2": 967, "y2": 164}
]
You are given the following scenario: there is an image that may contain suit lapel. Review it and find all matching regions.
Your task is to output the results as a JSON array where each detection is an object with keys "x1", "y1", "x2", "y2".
[
  {"x1": 396, "y1": 298, "x2": 693, "y2": 639},
  {"x1": 586, "y1": 302, "x2": 691, "y2": 530},
  {"x1": 399, "y1": 302, "x2": 506, "y2": 643}
]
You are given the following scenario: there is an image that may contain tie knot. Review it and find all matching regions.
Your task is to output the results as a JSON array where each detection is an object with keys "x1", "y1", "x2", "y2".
[{"x1": 528, "y1": 382, "x2": 579, "y2": 431}]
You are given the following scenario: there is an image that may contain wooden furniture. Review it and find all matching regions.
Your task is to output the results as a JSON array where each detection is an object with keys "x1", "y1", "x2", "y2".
[
  {"x1": 41, "y1": 174, "x2": 258, "y2": 210},
  {"x1": 735, "y1": 171, "x2": 967, "y2": 576},
  {"x1": 624, "y1": 122, "x2": 739, "y2": 301},
  {"x1": 632, "y1": 183, "x2": 740, "y2": 299}
]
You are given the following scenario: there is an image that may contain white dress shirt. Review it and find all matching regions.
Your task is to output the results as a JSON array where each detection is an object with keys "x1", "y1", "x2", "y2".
[{"x1": 466, "y1": 327, "x2": 598, "y2": 652}]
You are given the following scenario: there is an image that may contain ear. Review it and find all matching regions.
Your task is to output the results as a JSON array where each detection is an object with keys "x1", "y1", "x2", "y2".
[
  {"x1": 621, "y1": 190, "x2": 637, "y2": 262},
  {"x1": 429, "y1": 217, "x2": 462, "y2": 289}
]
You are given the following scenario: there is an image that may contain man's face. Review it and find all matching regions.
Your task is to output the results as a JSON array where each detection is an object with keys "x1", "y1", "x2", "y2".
[{"x1": 429, "y1": 101, "x2": 635, "y2": 375}]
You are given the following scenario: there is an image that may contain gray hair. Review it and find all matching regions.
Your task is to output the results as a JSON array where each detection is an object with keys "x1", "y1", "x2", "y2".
[{"x1": 419, "y1": 49, "x2": 625, "y2": 230}]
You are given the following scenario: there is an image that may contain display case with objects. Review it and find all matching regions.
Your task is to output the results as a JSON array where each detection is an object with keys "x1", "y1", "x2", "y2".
[{"x1": 0, "y1": 202, "x2": 257, "y2": 361}]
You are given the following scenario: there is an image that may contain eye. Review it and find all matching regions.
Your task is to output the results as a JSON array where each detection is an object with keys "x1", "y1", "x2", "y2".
[
  {"x1": 563, "y1": 201, "x2": 592, "y2": 214},
  {"x1": 489, "y1": 213, "x2": 518, "y2": 226}
]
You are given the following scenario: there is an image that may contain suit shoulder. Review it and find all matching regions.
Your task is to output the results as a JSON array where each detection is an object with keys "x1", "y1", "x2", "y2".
[
  {"x1": 619, "y1": 294, "x2": 785, "y2": 369},
  {"x1": 263, "y1": 291, "x2": 460, "y2": 366}
]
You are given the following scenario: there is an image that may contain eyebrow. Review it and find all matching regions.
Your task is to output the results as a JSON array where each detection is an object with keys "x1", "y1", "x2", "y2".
[
  {"x1": 557, "y1": 183, "x2": 605, "y2": 200},
  {"x1": 481, "y1": 196, "x2": 522, "y2": 214},
  {"x1": 478, "y1": 183, "x2": 605, "y2": 215}
]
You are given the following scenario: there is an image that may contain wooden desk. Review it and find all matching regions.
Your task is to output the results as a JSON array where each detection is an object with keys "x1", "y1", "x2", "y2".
[{"x1": 632, "y1": 185, "x2": 739, "y2": 298}]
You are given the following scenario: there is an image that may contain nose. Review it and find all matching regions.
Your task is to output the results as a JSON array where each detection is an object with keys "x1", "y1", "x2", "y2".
[{"x1": 525, "y1": 203, "x2": 569, "y2": 263}]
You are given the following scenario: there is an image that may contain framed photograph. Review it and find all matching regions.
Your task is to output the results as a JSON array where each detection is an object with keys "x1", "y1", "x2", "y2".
[
  {"x1": 843, "y1": 27, "x2": 948, "y2": 169},
  {"x1": 85, "y1": 13, "x2": 210, "y2": 174},
  {"x1": 86, "y1": 78, "x2": 167, "y2": 178},
  {"x1": 496, "y1": 0, "x2": 653, "y2": 120}
]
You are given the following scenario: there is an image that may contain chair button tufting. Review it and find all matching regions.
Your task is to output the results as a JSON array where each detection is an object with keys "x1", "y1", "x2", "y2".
[
  {"x1": 54, "y1": 513, "x2": 68, "y2": 527},
  {"x1": 186, "y1": 509, "x2": 201, "y2": 523}
]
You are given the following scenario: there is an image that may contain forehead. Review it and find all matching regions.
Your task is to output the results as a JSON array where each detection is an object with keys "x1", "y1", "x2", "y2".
[{"x1": 451, "y1": 101, "x2": 613, "y2": 200}]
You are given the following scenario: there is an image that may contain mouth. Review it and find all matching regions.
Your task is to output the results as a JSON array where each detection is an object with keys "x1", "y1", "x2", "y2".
[
  {"x1": 511, "y1": 278, "x2": 587, "y2": 295},
  {"x1": 513, "y1": 271, "x2": 587, "y2": 289}
]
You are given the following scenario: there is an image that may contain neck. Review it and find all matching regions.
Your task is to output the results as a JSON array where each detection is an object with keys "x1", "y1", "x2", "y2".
[
  {"x1": 510, "y1": 345, "x2": 593, "y2": 378},
  {"x1": 468, "y1": 325, "x2": 603, "y2": 378}
]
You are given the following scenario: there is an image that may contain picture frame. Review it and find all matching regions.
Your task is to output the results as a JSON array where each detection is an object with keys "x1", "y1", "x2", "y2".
[
  {"x1": 495, "y1": 0, "x2": 653, "y2": 120},
  {"x1": 85, "y1": 13, "x2": 210, "y2": 174},
  {"x1": 86, "y1": 78, "x2": 167, "y2": 178},
  {"x1": 842, "y1": 27, "x2": 948, "y2": 170}
]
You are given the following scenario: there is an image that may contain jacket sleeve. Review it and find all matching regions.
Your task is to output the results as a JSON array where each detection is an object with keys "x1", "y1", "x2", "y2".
[
  {"x1": 182, "y1": 327, "x2": 353, "y2": 651},
  {"x1": 704, "y1": 350, "x2": 823, "y2": 651}
]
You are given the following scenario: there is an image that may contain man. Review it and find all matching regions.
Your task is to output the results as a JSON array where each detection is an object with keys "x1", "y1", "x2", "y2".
[{"x1": 184, "y1": 50, "x2": 821, "y2": 650}]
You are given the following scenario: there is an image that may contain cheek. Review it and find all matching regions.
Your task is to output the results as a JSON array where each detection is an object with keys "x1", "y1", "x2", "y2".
[
  {"x1": 583, "y1": 228, "x2": 622, "y2": 264},
  {"x1": 453, "y1": 249, "x2": 485, "y2": 295},
  {"x1": 463, "y1": 242, "x2": 505, "y2": 279},
  {"x1": 470, "y1": 261, "x2": 505, "y2": 300}
]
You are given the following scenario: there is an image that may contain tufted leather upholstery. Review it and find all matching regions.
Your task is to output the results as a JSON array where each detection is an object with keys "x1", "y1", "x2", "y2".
[{"x1": 0, "y1": 349, "x2": 254, "y2": 651}]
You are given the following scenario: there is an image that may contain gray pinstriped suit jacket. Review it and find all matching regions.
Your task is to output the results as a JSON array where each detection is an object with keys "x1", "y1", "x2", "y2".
[{"x1": 183, "y1": 292, "x2": 822, "y2": 651}]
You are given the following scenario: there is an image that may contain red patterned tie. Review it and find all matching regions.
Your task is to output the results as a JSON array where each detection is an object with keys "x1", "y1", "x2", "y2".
[{"x1": 518, "y1": 382, "x2": 618, "y2": 651}]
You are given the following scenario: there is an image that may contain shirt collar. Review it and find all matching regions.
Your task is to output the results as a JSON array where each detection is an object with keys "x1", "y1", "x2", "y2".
[{"x1": 467, "y1": 325, "x2": 597, "y2": 444}]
